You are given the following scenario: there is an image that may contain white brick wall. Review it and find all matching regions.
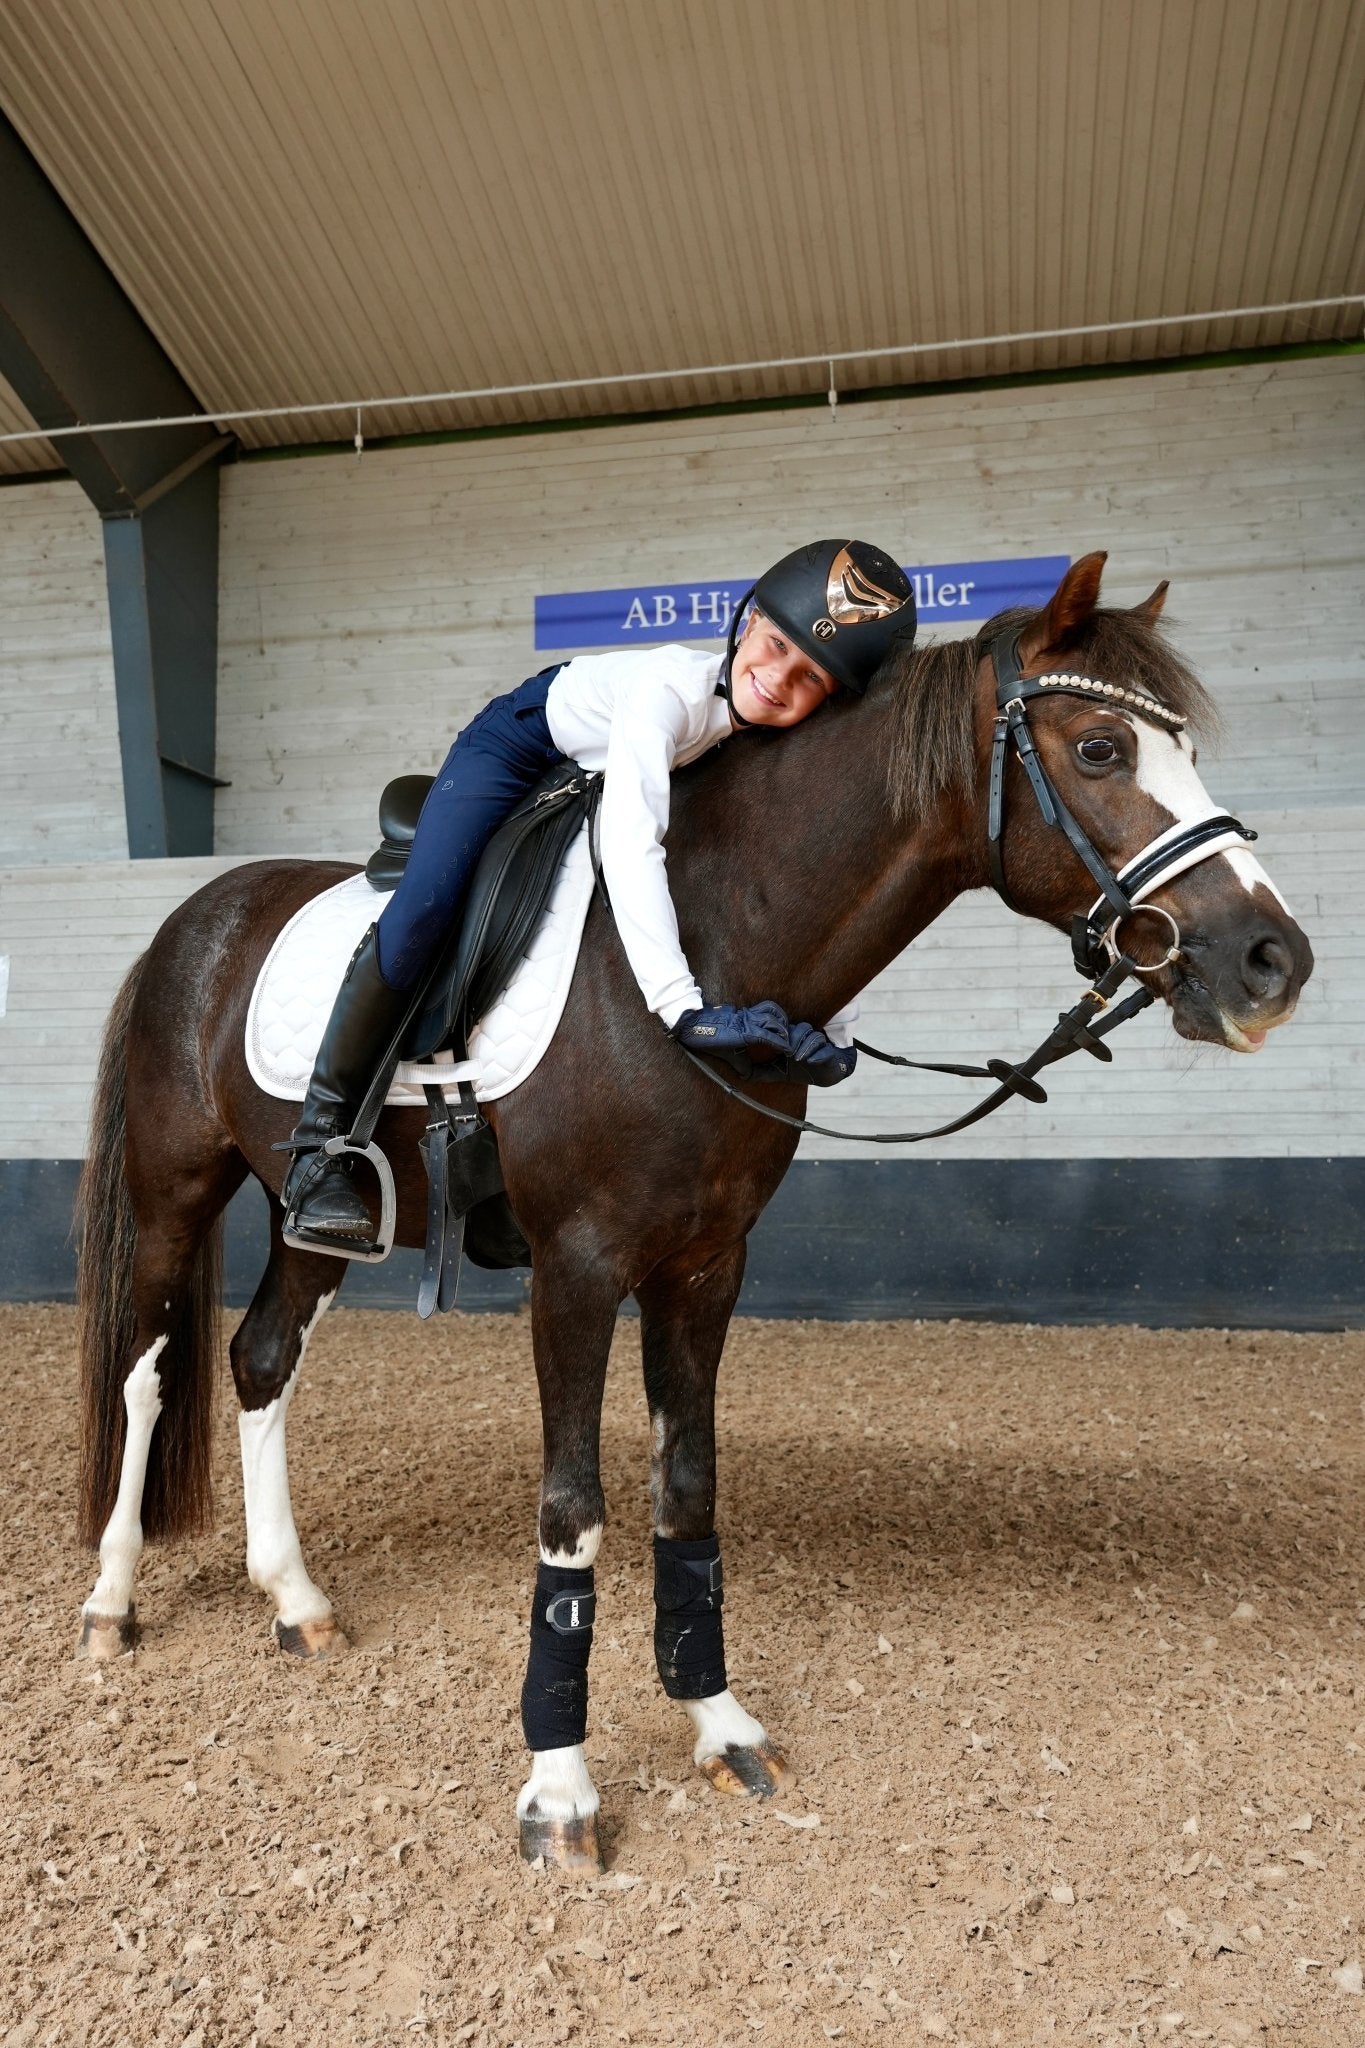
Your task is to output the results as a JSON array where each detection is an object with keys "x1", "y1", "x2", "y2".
[{"x1": 0, "y1": 354, "x2": 1359, "y2": 1161}]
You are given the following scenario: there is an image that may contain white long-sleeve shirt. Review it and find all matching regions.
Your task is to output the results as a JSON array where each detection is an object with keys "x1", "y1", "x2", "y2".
[{"x1": 545, "y1": 644, "x2": 731, "y2": 1027}]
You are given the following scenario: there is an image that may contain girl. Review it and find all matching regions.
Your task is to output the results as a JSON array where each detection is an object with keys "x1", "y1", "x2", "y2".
[{"x1": 281, "y1": 537, "x2": 916, "y2": 1250}]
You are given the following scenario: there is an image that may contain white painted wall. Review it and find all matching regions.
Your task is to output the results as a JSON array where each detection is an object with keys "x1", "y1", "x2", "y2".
[
  {"x1": 213, "y1": 353, "x2": 1364, "y2": 858},
  {"x1": 0, "y1": 479, "x2": 124, "y2": 863},
  {"x1": 0, "y1": 354, "x2": 1360, "y2": 1164}
]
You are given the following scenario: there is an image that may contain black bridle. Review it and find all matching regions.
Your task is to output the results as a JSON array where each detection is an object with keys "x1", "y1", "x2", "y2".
[
  {"x1": 986, "y1": 627, "x2": 1255, "y2": 981},
  {"x1": 670, "y1": 627, "x2": 1259, "y2": 1144}
]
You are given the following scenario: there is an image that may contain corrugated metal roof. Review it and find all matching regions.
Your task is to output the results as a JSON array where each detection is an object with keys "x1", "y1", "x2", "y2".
[
  {"x1": 0, "y1": 373, "x2": 58, "y2": 477},
  {"x1": 0, "y1": 0, "x2": 1360, "y2": 465}
]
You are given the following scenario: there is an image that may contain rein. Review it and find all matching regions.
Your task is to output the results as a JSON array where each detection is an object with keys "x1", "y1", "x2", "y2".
[{"x1": 662, "y1": 628, "x2": 1259, "y2": 1146}]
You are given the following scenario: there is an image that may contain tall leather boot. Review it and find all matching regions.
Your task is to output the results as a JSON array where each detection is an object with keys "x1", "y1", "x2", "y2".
[{"x1": 279, "y1": 926, "x2": 411, "y2": 1251}]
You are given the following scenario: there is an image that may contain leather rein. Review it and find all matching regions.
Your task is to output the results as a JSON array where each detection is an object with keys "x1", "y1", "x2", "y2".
[{"x1": 667, "y1": 626, "x2": 1259, "y2": 1145}]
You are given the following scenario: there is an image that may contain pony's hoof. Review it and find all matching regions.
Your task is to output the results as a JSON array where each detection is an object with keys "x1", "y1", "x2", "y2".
[
  {"x1": 699, "y1": 1741, "x2": 793, "y2": 1800},
  {"x1": 79, "y1": 1606, "x2": 138, "y2": 1660},
  {"x1": 518, "y1": 1808, "x2": 604, "y2": 1874},
  {"x1": 273, "y1": 1615, "x2": 348, "y2": 1660}
]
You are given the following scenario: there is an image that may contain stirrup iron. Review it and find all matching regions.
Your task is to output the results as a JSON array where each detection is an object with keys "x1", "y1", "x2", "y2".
[{"x1": 281, "y1": 1134, "x2": 397, "y2": 1263}]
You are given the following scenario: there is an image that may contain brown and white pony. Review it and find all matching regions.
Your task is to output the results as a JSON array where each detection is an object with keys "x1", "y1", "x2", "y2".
[{"x1": 75, "y1": 554, "x2": 1312, "y2": 1867}]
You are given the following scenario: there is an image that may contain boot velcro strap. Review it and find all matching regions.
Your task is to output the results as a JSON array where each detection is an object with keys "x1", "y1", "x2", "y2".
[{"x1": 544, "y1": 1589, "x2": 596, "y2": 1633}]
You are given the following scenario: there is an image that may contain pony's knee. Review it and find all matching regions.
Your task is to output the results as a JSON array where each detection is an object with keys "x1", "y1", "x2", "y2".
[{"x1": 230, "y1": 1287, "x2": 334, "y2": 1411}]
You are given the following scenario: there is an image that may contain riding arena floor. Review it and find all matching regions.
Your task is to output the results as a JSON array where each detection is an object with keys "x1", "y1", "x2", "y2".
[{"x1": 2, "y1": 1303, "x2": 1362, "y2": 2048}]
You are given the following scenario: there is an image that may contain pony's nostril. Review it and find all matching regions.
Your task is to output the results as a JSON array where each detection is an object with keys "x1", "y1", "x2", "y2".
[{"x1": 1243, "y1": 932, "x2": 1293, "y2": 1002}]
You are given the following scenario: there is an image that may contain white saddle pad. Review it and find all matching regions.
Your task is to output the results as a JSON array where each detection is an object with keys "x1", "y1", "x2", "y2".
[{"x1": 245, "y1": 825, "x2": 595, "y2": 1106}]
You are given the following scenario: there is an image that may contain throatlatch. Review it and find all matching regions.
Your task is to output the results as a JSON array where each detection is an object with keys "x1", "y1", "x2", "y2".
[
  {"x1": 521, "y1": 1563, "x2": 597, "y2": 1752},
  {"x1": 653, "y1": 1534, "x2": 727, "y2": 1701}
]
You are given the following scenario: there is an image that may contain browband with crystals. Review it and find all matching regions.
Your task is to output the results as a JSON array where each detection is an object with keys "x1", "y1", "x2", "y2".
[{"x1": 1029, "y1": 671, "x2": 1187, "y2": 729}]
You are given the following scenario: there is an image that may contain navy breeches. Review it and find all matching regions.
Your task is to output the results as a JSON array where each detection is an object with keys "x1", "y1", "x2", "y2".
[{"x1": 374, "y1": 669, "x2": 564, "y2": 991}]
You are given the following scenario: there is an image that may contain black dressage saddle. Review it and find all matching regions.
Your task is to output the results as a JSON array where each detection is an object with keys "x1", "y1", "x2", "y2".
[
  {"x1": 352, "y1": 760, "x2": 601, "y2": 1308},
  {"x1": 366, "y1": 760, "x2": 597, "y2": 1061}
]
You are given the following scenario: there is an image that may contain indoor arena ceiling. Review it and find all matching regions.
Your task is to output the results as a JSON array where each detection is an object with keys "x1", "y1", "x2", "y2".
[{"x1": 1, "y1": 0, "x2": 1362, "y2": 478}]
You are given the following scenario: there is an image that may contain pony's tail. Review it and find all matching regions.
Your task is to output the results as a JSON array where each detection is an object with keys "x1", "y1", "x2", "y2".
[{"x1": 76, "y1": 953, "x2": 222, "y2": 1547}]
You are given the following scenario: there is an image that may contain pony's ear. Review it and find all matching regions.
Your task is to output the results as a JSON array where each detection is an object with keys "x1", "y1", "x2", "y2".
[
  {"x1": 1131, "y1": 580, "x2": 1170, "y2": 627},
  {"x1": 1018, "y1": 551, "x2": 1107, "y2": 667}
]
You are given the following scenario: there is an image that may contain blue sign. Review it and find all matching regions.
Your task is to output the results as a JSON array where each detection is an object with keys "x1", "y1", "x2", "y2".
[{"x1": 534, "y1": 556, "x2": 1069, "y2": 651}]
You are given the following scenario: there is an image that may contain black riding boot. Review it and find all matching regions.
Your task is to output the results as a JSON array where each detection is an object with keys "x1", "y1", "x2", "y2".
[{"x1": 279, "y1": 925, "x2": 410, "y2": 1251}]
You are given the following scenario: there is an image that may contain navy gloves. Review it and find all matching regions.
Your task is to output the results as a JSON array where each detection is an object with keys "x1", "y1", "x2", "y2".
[
  {"x1": 672, "y1": 1003, "x2": 858, "y2": 1085},
  {"x1": 672, "y1": 1000, "x2": 793, "y2": 1057},
  {"x1": 788, "y1": 1019, "x2": 859, "y2": 1087}
]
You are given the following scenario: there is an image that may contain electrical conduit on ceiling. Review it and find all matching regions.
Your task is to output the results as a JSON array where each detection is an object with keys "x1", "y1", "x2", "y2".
[{"x1": 0, "y1": 296, "x2": 1359, "y2": 447}]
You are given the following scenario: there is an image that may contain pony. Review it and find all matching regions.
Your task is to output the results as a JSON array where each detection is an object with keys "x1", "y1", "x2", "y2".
[{"x1": 74, "y1": 554, "x2": 1312, "y2": 1868}]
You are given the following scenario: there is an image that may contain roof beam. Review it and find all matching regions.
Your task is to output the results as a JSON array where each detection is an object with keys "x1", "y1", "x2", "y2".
[
  {"x1": 0, "y1": 110, "x2": 224, "y2": 510},
  {"x1": 0, "y1": 110, "x2": 227, "y2": 853},
  {"x1": 103, "y1": 464, "x2": 225, "y2": 859}
]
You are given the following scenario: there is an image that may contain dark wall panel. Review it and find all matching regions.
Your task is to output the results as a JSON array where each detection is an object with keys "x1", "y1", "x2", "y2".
[{"x1": 3, "y1": 1157, "x2": 1361, "y2": 1329}]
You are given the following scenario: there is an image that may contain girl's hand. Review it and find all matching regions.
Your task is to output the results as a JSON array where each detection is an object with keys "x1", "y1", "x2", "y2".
[
  {"x1": 788, "y1": 1020, "x2": 859, "y2": 1086},
  {"x1": 672, "y1": 1001, "x2": 792, "y2": 1057}
]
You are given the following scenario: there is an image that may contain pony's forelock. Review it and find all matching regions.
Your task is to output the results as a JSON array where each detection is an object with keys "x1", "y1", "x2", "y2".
[{"x1": 883, "y1": 603, "x2": 1219, "y2": 821}]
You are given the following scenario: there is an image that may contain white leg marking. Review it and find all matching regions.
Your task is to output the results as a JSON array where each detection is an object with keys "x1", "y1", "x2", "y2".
[
  {"x1": 539, "y1": 1520, "x2": 603, "y2": 1569},
  {"x1": 684, "y1": 1687, "x2": 768, "y2": 1764},
  {"x1": 239, "y1": 1291, "x2": 335, "y2": 1628},
  {"x1": 1134, "y1": 723, "x2": 1294, "y2": 913},
  {"x1": 516, "y1": 1744, "x2": 600, "y2": 1822},
  {"x1": 84, "y1": 1336, "x2": 168, "y2": 1621}
]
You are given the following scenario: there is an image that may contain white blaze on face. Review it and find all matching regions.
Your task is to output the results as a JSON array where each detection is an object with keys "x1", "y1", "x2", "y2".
[{"x1": 1131, "y1": 722, "x2": 1293, "y2": 916}]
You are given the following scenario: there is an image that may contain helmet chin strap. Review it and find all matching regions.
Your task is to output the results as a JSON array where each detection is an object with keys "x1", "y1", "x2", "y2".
[{"x1": 720, "y1": 584, "x2": 759, "y2": 729}]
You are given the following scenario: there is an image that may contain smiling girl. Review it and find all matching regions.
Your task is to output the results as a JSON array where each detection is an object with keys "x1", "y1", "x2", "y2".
[{"x1": 281, "y1": 538, "x2": 916, "y2": 1250}]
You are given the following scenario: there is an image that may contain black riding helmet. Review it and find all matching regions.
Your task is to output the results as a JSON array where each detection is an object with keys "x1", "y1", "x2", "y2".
[{"x1": 722, "y1": 538, "x2": 917, "y2": 724}]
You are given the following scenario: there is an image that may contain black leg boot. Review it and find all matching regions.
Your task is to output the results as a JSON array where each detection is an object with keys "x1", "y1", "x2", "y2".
[{"x1": 279, "y1": 926, "x2": 411, "y2": 1251}]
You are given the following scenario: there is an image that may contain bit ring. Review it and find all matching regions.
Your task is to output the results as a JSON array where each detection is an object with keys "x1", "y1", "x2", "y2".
[{"x1": 1103, "y1": 904, "x2": 1182, "y2": 976}]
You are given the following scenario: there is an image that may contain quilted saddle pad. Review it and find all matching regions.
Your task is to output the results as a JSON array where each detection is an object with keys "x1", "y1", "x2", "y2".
[{"x1": 245, "y1": 823, "x2": 596, "y2": 1106}]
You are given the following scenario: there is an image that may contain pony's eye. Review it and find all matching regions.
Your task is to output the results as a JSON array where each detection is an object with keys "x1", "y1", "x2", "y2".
[{"x1": 1078, "y1": 734, "x2": 1119, "y2": 765}]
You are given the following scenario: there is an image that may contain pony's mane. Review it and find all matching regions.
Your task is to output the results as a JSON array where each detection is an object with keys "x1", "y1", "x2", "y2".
[{"x1": 883, "y1": 603, "x2": 1219, "y2": 822}]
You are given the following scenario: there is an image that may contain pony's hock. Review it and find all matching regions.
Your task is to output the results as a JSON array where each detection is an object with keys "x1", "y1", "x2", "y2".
[{"x1": 74, "y1": 554, "x2": 1313, "y2": 1868}]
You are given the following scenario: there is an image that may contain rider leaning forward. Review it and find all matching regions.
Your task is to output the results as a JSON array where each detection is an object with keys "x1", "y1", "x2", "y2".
[{"x1": 280, "y1": 538, "x2": 918, "y2": 1249}]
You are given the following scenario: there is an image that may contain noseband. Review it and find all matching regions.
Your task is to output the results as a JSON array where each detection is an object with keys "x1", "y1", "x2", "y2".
[{"x1": 986, "y1": 627, "x2": 1257, "y2": 978}]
